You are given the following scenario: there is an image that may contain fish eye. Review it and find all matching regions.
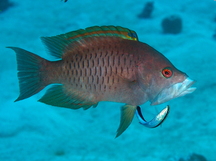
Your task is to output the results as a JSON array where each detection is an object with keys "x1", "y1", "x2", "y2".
[{"x1": 162, "y1": 67, "x2": 173, "y2": 78}]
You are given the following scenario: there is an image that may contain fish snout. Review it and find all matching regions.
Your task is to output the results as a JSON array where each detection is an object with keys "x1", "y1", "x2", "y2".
[{"x1": 151, "y1": 77, "x2": 196, "y2": 105}]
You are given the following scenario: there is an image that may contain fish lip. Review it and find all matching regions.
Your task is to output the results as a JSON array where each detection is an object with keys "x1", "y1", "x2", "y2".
[{"x1": 150, "y1": 77, "x2": 196, "y2": 105}]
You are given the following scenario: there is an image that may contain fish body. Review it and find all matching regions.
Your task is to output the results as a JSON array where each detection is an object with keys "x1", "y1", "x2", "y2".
[{"x1": 9, "y1": 26, "x2": 196, "y2": 137}]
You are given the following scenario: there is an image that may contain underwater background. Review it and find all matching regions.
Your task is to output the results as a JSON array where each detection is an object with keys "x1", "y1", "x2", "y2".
[{"x1": 0, "y1": 0, "x2": 216, "y2": 160}]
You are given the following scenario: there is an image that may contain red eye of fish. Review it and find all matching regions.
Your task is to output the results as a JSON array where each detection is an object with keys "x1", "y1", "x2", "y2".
[{"x1": 162, "y1": 67, "x2": 173, "y2": 78}]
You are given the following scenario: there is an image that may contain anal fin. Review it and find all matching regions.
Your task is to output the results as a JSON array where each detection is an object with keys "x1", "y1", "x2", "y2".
[
  {"x1": 116, "y1": 105, "x2": 136, "y2": 138},
  {"x1": 38, "y1": 84, "x2": 97, "y2": 110}
]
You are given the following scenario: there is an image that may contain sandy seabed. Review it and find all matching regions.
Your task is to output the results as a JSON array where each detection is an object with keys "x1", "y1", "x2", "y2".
[{"x1": 0, "y1": 0, "x2": 216, "y2": 161}]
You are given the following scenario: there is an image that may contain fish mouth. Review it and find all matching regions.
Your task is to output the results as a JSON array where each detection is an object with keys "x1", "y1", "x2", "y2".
[{"x1": 151, "y1": 77, "x2": 196, "y2": 105}]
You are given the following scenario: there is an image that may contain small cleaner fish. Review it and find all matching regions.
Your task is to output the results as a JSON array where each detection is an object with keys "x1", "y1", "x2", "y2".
[{"x1": 8, "y1": 26, "x2": 196, "y2": 137}]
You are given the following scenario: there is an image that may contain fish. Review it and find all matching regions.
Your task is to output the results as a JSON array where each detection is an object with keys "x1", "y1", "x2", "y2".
[{"x1": 8, "y1": 26, "x2": 196, "y2": 137}]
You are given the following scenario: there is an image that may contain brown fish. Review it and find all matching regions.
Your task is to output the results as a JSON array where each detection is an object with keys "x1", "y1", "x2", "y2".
[{"x1": 8, "y1": 26, "x2": 196, "y2": 137}]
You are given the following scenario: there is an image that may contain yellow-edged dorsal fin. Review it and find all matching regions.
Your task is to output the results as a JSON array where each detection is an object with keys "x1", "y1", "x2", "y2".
[{"x1": 41, "y1": 26, "x2": 138, "y2": 59}]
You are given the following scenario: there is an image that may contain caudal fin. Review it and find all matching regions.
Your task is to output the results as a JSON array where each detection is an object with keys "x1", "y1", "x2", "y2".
[{"x1": 8, "y1": 47, "x2": 47, "y2": 102}]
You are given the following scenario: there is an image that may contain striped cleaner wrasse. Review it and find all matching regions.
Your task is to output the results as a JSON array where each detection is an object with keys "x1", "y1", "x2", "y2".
[{"x1": 8, "y1": 26, "x2": 196, "y2": 137}]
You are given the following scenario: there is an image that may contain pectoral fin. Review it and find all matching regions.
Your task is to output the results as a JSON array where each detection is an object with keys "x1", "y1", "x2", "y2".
[{"x1": 116, "y1": 105, "x2": 137, "y2": 138}]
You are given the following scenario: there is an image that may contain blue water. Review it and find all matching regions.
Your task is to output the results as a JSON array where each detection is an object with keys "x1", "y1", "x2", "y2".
[{"x1": 0, "y1": 0, "x2": 216, "y2": 161}]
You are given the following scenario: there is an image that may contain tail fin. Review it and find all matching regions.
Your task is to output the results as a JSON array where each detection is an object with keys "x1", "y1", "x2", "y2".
[{"x1": 8, "y1": 47, "x2": 47, "y2": 102}]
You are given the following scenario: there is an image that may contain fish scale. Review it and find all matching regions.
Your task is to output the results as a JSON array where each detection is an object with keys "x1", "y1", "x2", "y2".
[
  {"x1": 58, "y1": 41, "x2": 134, "y2": 99},
  {"x1": 75, "y1": 42, "x2": 135, "y2": 101}
]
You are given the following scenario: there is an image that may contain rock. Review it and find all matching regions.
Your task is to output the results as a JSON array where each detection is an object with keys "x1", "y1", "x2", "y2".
[
  {"x1": 0, "y1": 0, "x2": 14, "y2": 13},
  {"x1": 188, "y1": 153, "x2": 207, "y2": 161},
  {"x1": 178, "y1": 153, "x2": 208, "y2": 161},
  {"x1": 161, "y1": 15, "x2": 182, "y2": 34},
  {"x1": 213, "y1": 30, "x2": 216, "y2": 41},
  {"x1": 137, "y1": 1, "x2": 154, "y2": 19}
]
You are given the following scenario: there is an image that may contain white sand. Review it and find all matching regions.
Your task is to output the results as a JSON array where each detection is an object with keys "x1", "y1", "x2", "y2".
[{"x1": 0, "y1": 0, "x2": 216, "y2": 160}]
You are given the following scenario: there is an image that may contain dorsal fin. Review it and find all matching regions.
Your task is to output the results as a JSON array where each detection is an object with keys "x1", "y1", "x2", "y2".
[{"x1": 41, "y1": 26, "x2": 138, "y2": 59}]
